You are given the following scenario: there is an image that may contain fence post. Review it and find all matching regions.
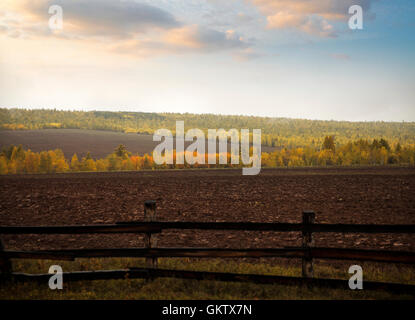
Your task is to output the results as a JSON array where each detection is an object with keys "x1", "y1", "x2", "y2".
[
  {"x1": 302, "y1": 210, "x2": 315, "y2": 278},
  {"x1": 144, "y1": 200, "x2": 158, "y2": 269},
  {"x1": 0, "y1": 238, "x2": 11, "y2": 282}
]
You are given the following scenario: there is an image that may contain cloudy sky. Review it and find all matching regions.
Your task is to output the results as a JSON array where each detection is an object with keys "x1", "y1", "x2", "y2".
[{"x1": 0, "y1": 0, "x2": 414, "y2": 121}]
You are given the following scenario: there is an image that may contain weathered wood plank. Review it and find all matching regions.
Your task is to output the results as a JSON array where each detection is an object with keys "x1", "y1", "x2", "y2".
[
  {"x1": 1, "y1": 222, "x2": 414, "y2": 234},
  {"x1": 3, "y1": 247, "x2": 415, "y2": 264},
  {"x1": 302, "y1": 211, "x2": 315, "y2": 278},
  {"x1": 8, "y1": 268, "x2": 415, "y2": 295},
  {"x1": 0, "y1": 238, "x2": 12, "y2": 279},
  {"x1": 0, "y1": 224, "x2": 162, "y2": 234},
  {"x1": 144, "y1": 200, "x2": 158, "y2": 269},
  {"x1": 120, "y1": 221, "x2": 415, "y2": 233}
]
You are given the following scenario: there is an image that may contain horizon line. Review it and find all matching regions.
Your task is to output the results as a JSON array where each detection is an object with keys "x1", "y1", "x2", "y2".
[{"x1": 1, "y1": 106, "x2": 414, "y2": 124}]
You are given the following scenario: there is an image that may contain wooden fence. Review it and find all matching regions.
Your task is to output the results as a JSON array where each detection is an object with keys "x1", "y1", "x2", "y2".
[{"x1": 1, "y1": 200, "x2": 415, "y2": 294}]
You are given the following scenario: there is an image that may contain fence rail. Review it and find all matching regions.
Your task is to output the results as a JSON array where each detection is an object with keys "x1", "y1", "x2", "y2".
[
  {"x1": 1, "y1": 222, "x2": 414, "y2": 234},
  {"x1": 3, "y1": 247, "x2": 415, "y2": 264},
  {"x1": 1, "y1": 200, "x2": 415, "y2": 294},
  {"x1": 8, "y1": 268, "x2": 415, "y2": 295}
]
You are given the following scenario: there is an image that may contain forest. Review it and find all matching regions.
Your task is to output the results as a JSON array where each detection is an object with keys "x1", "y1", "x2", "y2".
[
  {"x1": 1, "y1": 108, "x2": 415, "y2": 149},
  {"x1": 1, "y1": 108, "x2": 414, "y2": 174},
  {"x1": 1, "y1": 136, "x2": 414, "y2": 175}
]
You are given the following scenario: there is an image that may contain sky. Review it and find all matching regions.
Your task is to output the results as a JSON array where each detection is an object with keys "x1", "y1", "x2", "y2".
[{"x1": 0, "y1": 0, "x2": 414, "y2": 121}]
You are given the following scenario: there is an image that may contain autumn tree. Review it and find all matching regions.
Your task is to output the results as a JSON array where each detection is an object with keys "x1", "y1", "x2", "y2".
[
  {"x1": 322, "y1": 136, "x2": 336, "y2": 152},
  {"x1": 39, "y1": 151, "x2": 52, "y2": 173},
  {"x1": 114, "y1": 144, "x2": 131, "y2": 159},
  {"x1": 0, "y1": 156, "x2": 8, "y2": 174},
  {"x1": 80, "y1": 152, "x2": 96, "y2": 171},
  {"x1": 24, "y1": 150, "x2": 40, "y2": 173},
  {"x1": 95, "y1": 159, "x2": 108, "y2": 171},
  {"x1": 379, "y1": 138, "x2": 390, "y2": 151},
  {"x1": 70, "y1": 154, "x2": 80, "y2": 171}
]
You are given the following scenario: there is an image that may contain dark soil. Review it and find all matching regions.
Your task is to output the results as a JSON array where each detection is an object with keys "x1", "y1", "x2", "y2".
[{"x1": 1, "y1": 167, "x2": 414, "y2": 253}]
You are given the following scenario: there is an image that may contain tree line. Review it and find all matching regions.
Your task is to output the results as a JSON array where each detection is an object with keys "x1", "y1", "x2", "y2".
[
  {"x1": 1, "y1": 137, "x2": 414, "y2": 175},
  {"x1": 1, "y1": 108, "x2": 415, "y2": 148}
]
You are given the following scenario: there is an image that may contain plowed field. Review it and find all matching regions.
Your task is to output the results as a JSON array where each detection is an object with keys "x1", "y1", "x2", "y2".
[{"x1": 1, "y1": 167, "x2": 414, "y2": 253}]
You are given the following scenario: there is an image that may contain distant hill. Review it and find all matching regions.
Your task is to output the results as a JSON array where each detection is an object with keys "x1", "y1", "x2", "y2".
[
  {"x1": 0, "y1": 129, "x2": 277, "y2": 159},
  {"x1": 1, "y1": 108, "x2": 414, "y2": 149}
]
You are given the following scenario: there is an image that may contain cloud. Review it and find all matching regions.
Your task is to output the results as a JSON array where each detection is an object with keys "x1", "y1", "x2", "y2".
[
  {"x1": 236, "y1": 12, "x2": 255, "y2": 24},
  {"x1": 251, "y1": 0, "x2": 376, "y2": 37},
  {"x1": 2, "y1": 0, "x2": 180, "y2": 39},
  {"x1": 330, "y1": 53, "x2": 351, "y2": 60},
  {"x1": 111, "y1": 25, "x2": 249, "y2": 58},
  {"x1": 0, "y1": 0, "x2": 251, "y2": 57},
  {"x1": 233, "y1": 48, "x2": 263, "y2": 61},
  {"x1": 164, "y1": 26, "x2": 247, "y2": 51}
]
